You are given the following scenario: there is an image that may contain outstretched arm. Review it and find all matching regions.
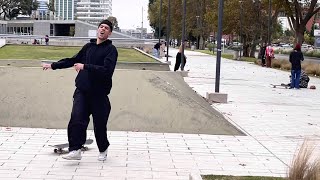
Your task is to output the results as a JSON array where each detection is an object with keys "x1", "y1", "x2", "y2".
[{"x1": 42, "y1": 44, "x2": 89, "y2": 70}]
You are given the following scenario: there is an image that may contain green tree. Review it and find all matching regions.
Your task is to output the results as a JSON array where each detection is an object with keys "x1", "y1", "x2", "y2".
[
  {"x1": 147, "y1": 0, "x2": 283, "y2": 56},
  {"x1": 21, "y1": 0, "x2": 39, "y2": 16},
  {"x1": 282, "y1": 0, "x2": 320, "y2": 44},
  {"x1": 204, "y1": 0, "x2": 282, "y2": 57},
  {"x1": 4, "y1": 0, "x2": 20, "y2": 20},
  {"x1": 107, "y1": 16, "x2": 120, "y2": 31},
  {"x1": 46, "y1": 0, "x2": 55, "y2": 18},
  {"x1": 0, "y1": 0, "x2": 39, "y2": 20}
]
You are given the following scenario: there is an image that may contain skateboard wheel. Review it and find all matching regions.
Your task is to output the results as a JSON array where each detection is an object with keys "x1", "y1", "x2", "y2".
[
  {"x1": 54, "y1": 149, "x2": 58, "y2": 153},
  {"x1": 81, "y1": 146, "x2": 89, "y2": 151}
]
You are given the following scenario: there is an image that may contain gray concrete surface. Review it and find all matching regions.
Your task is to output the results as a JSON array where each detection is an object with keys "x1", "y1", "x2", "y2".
[
  {"x1": 0, "y1": 60, "x2": 170, "y2": 71},
  {"x1": 0, "y1": 67, "x2": 243, "y2": 135}
]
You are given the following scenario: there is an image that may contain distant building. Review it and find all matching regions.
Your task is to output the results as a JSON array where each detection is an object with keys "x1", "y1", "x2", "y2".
[
  {"x1": 38, "y1": 0, "x2": 49, "y2": 12},
  {"x1": 278, "y1": 3, "x2": 320, "y2": 32},
  {"x1": 55, "y1": 0, "x2": 75, "y2": 20},
  {"x1": 2, "y1": 20, "x2": 134, "y2": 38},
  {"x1": 121, "y1": 28, "x2": 148, "y2": 39},
  {"x1": 278, "y1": 17, "x2": 291, "y2": 31},
  {"x1": 34, "y1": 0, "x2": 50, "y2": 20},
  {"x1": 76, "y1": 0, "x2": 112, "y2": 25}
]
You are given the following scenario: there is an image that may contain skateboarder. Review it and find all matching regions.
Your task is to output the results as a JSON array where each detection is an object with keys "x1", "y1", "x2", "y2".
[
  {"x1": 42, "y1": 19, "x2": 118, "y2": 161},
  {"x1": 289, "y1": 44, "x2": 304, "y2": 89}
]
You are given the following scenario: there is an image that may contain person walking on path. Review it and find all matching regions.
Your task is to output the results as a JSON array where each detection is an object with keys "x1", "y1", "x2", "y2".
[
  {"x1": 289, "y1": 44, "x2": 304, "y2": 89},
  {"x1": 174, "y1": 43, "x2": 187, "y2": 71},
  {"x1": 42, "y1": 19, "x2": 118, "y2": 161},
  {"x1": 259, "y1": 43, "x2": 266, "y2": 67},
  {"x1": 265, "y1": 44, "x2": 274, "y2": 68},
  {"x1": 45, "y1": 35, "x2": 49, "y2": 46}
]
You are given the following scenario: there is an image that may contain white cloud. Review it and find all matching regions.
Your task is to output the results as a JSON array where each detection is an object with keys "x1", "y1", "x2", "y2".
[{"x1": 112, "y1": 0, "x2": 153, "y2": 33}]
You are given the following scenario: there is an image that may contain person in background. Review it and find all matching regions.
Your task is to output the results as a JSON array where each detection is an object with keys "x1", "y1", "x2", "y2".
[
  {"x1": 159, "y1": 41, "x2": 166, "y2": 58},
  {"x1": 153, "y1": 42, "x2": 161, "y2": 58},
  {"x1": 265, "y1": 44, "x2": 274, "y2": 68},
  {"x1": 259, "y1": 43, "x2": 266, "y2": 67},
  {"x1": 289, "y1": 43, "x2": 304, "y2": 89},
  {"x1": 174, "y1": 42, "x2": 187, "y2": 71},
  {"x1": 45, "y1": 35, "x2": 49, "y2": 46}
]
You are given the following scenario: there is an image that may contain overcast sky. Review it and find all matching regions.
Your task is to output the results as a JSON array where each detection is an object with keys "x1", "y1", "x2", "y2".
[{"x1": 112, "y1": 0, "x2": 153, "y2": 32}]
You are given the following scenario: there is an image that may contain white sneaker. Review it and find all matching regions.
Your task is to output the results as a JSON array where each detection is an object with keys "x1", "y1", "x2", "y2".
[
  {"x1": 62, "y1": 149, "x2": 82, "y2": 160},
  {"x1": 98, "y1": 149, "x2": 108, "y2": 161}
]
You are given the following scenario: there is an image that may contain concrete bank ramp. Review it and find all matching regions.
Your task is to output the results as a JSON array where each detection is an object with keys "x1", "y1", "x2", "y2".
[{"x1": 0, "y1": 67, "x2": 243, "y2": 135}]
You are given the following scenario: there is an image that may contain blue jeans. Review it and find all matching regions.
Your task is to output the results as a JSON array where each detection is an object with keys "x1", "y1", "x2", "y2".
[
  {"x1": 153, "y1": 49, "x2": 159, "y2": 58},
  {"x1": 291, "y1": 69, "x2": 301, "y2": 89}
]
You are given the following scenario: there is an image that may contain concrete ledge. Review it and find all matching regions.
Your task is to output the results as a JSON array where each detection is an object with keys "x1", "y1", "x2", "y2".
[
  {"x1": 0, "y1": 60, "x2": 170, "y2": 71},
  {"x1": 176, "y1": 70, "x2": 189, "y2": 77},
  {"x1": 0, "y1": 38, "x2": 5, "y2": 48},
  {"x1": 189, "y1": 173, "x2": 202, "y2": 180},
  {"x1": 134, "y1": 47, "x2": 172, "y2": 65},
  {"x1": 164, "y1": 60, "x2": 171, "y2": 65},
  {"x1": 116, "y1": 62, "x2": 170, "y2": 71},
  {"x1": 134, "y1": 47, "x2": 162, "y2": 63},
  {"x1": 206, "y1": 92, "x2": 228, "y2": 103}
]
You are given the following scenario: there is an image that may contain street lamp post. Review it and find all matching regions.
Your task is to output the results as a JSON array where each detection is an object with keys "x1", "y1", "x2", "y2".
[
  {"x1": 141, "y1": 6, "x2": 144, "y2": 39},
  {"x1": 181, "y1": 0, "x2": 186, "y2": 71},
  {"x1": 215, "y1": 0, "x2": 224, "y2": 93},
  {"x1": 268, "y1": 0, "x2": 272, "y2": 45},
  {"x1": 239, "y1": 0, "x2": 243, "y2": 60},
  {"x1": 196, "y1": 15, "x2": 200, "y2": 50},
  {"x1": 158, "y1": 0, "x2": 163, "y2": 43},
  {"x1": 166, "y1": 0, "x2": 171, "y2": 62}
]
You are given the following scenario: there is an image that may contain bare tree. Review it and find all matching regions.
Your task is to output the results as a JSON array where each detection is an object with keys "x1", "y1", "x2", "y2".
[{"x1": 283, "y1": 0, "x2": 320, "y2": 44}]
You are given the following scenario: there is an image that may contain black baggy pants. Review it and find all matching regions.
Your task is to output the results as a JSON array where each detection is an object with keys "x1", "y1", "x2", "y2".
[
  {"x1": 174, "y1": 52, "x2": 186, "y2": 71},
  {"x1": 68, "y1": 88, "x2": 110, "y2": 152}
]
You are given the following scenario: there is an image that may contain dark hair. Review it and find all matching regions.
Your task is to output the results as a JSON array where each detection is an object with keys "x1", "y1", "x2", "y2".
[
  {"x1": 98, "y1": 19, "x2": 113, "y2": 32},
  {"x1": 294, "y1": 43, "x2": 301, "y2": 51}
]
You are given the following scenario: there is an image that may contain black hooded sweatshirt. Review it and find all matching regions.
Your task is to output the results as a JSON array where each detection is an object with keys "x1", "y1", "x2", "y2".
[{"x1": 51, "y1": 39, "x2": 118, "y2": 95}]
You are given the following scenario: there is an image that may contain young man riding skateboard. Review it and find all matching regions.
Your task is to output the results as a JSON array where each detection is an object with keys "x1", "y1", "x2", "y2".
[{"x1": 42, "y1": 19, "x2": 118, "y2": 161}]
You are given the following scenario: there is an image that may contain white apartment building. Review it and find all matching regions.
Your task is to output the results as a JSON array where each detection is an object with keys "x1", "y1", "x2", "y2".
[
  {"x1": 55, "y1": 0, "x2": 75, "y2": 20},
  {"x1": 76, "y1": 0, "x2": 112, "y2": 25}
]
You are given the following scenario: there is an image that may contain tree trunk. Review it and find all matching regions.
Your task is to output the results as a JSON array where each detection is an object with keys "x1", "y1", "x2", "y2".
[
  {"x1": 295, "y1": 27, "x2": 305, "y2": 44},
  {"x1": 250, "y1": 43, "x2": 256, "y2": 58},
  {"x1": 199, "y1": 36, "x2": 205, "y2": 50},
  {"x1": 242, "y1": 37, "x2": 249, "y2": 57}
]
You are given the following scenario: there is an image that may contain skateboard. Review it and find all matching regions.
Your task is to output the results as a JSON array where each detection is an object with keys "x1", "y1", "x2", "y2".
[
  {"x1": 271, "y1": 83, "x2": 289, "y2": 89},
  {"x1": 49, "y1": 139, "x2": 93, "y2": 154}
]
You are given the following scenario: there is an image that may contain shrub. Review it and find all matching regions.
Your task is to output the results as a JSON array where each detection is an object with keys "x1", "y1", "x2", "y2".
[
  {"x1": 207, "y1": 43, "x2": 215, "y2": 52},
  {"x1": 304, "y1": 64, "x2": 318, "y2": 75},
  {"x1": 272, "y1": 59, "x2": 282, "y2": 68},
  {"x1": 280, "y1": 61, "x2": 291, "y2": 70},
  {"x1": 287, "y1": 139, "x2": 320, "y2": 180}
]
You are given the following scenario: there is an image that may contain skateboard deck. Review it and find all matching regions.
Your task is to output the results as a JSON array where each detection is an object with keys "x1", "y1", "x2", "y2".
[
  {"x1": 49, "y1": 139, "x2": 93, "y2": 154},
  {"x1": 271, "y1": 84, "x2": 289, "y2": 89}
]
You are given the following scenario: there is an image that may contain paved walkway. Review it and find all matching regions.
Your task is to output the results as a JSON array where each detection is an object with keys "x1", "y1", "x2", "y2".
[{"x1": 0, "y1": 48, "x2": 319, "y2": 179}]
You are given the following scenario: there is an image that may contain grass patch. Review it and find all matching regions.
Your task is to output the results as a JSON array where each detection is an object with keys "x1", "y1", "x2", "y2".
[
  {"x1": 0, "y1": 45, "x2": 155, "y2": 62},
  {"x1": 196, "y1": 49, "x2": 234, "y2": 60},
  {"x1": 202, "y1": 175, "x2": 284, "y2": 180}
]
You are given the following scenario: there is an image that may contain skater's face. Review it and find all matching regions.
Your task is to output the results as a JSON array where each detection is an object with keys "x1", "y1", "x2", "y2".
[{"x1": 97, "y1": 24, "x2": 112, "y2": 40}]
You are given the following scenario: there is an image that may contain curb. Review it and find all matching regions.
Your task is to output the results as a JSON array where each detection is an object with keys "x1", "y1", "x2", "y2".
[
  {"x1": 189, "y1": 173, "x2": 202, "y2": 180},
  {"x1": 134, "y1": 47, "x2": 171, "y2": 65}
]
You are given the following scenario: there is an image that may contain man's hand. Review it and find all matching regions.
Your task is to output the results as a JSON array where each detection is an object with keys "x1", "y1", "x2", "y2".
[
  {"x1": 74, "y1": 63, "x2": 84, "y2": 72},
  {"x1": 42, "y1": 63, "x2": 52, "y2": 70}
]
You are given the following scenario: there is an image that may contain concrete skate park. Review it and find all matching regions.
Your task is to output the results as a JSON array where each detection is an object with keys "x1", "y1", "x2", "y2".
[{"x1": 0, "y1": 56, "x2": 243, "y2": 136}]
